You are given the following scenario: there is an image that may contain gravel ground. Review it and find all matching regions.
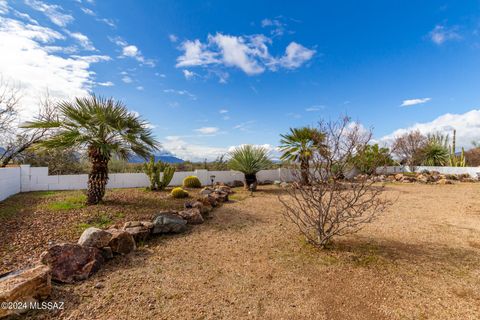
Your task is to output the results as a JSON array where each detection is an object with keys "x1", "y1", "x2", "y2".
[{"x1": 6, "y1": 184, "x2": 480, "y2": 319}]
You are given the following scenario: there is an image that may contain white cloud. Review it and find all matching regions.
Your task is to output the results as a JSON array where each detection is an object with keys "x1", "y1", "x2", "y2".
[
  {"x1": 122, "y1": 45, "x2": 138, "y2": 57},
  {"x1": 97, "y1": 81, "x2": 114, "y2": 87},
  {"x1": 195, "y1": 127, "x2": 219, "y2": 135},
  {"x1": 219, "y1": 109, "x2": 228, "y2": 114},
  {"x1": 379, "y1": 109, "x2": 480, "y2": 149},
  {"x1": 136, "y1": 86, "x2": 144, "y2": 91},
  {"x1": 162, "y1": 136, "x2": 227, "y2": 161},
  {"x1": 80, "y1": 7, "x2": 95, "y2": 16},
  {"x1": 121, "y1": 76, "x2": 132, "y2": 83},
  {"x1": 429, "y1": 25, "x2": 461, "y2": 45},
  {"x1": 0, "y1": 0, "x2": 9, "y2": 14},
  {"x1": 277, "y1": 42, "x2": 315, "y2": 69},
  {"x1": 233, "y1": 120, "x2": 255, "y2": 132},
  {"x1": 97, "y1": 18, "x2": 115, "y2": 28},
  {"x1": 169, "y1": 34, "x2": 178, "y2": 42},
  {"x1": 110, "y1": 36, "x2": 155, "y2": 66},
  {"x1": 67, "y1": 31, "x2": 95, "y2": 51},
  {"x1": 210, "y1": 33, "x2": 265, "y2": 75},
  {"x1": 176, "y1": 39, "x2": 219, "y2": 68},
  {"x1": 182, "y1": 69, "x2": 196, "y2": 80},
  {"x1": 261, "y1": 18, "x2": 286, "y2": 37},
  {"x1": 401, "y1": 97, "x2": 431, "y2": 107},
  {"x1": 305, "y1": 105, "x2": 324, "y2": 112},
  {"x1": 24, "y1": 0, "x2": 74, "y2": 27},
  {"x1": 0, "y1": 16, "x2": 108, "y2": 117},
  {"x1": 163, "y1": 88, "x2": 196, "y2": 100},
  {"x1": 175, "y1": 32, "x2": 314, "y2": 75}
]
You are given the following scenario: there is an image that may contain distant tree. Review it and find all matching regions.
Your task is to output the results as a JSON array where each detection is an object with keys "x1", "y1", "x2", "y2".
[
  {"x1": 228, "y1": 145, "x2": 272, "y2": 191},
  {"x1": 465, "y1": 147, "x2": 480, "y2": 166},
  {"x1": 210, "y1": 154, "x2": 229, "y2": 170},
  {"x1": 279, "y1": 127, "x2": 326, "y2": 185},
  {"x1": 18, "y1": 148, "x2": 83, "y2": 174},
  {"x1": 392, "y1": 130, "x2": 427, "y2": 168},
  {"x1": 23, "y1": 95, "x2": 159, "y2": 204},
  {"x1": 0, "y1": 78, "x2": 57, "y2": 167},
  {"x1": 351, "y1": 144, "x2": 393, "y2": 174}
]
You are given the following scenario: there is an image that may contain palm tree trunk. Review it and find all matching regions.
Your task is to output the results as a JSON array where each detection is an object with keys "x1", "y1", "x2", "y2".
[
  {"x1": 300, "y1": 159, "x2": 309, "y2": 185},
  {"x1": 244, "y1": 173, "x2": 258, "y2": 191},
  {"x1": 87, "y1": 146, "x2": 109, "y2": 205}
]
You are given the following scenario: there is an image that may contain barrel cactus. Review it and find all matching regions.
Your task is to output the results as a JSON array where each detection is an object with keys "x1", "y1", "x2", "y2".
[
  {"x1": 171, "y1": 187, "x2": 189, "y2": 198},
  {"x1": 183, "y1": 175, "x2": 201, "y2": 188}
]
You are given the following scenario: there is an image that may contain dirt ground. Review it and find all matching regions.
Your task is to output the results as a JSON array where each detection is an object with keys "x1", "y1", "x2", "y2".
[{"x1": 4, "y1": 183, "x2": 480, "y2": 319}]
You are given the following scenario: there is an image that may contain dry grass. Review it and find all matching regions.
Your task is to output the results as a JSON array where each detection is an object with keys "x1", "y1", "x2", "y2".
[{"x1": 2, "y1": 184, "x2": 480, "y2": 319}]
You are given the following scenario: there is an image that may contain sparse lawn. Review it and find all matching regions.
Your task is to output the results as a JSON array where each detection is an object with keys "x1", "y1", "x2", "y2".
[{"x1": 2, "y1": 183, "x2": 480, "y2": 319}]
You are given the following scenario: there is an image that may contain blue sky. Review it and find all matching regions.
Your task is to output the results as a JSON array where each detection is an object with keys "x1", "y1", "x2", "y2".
[{"x1": 1, "y1": 0, "x2": 480, "y2": 160}]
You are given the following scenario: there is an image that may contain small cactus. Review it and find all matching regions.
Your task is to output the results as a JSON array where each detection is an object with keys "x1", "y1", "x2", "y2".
[
  {"x1": 171, "y1": 187, "x2": 189, "y2": 198},
  {"x1": 143, "y1": 156, "x2": 176, "y2": 190},
  {"x1": 183, "y1": 175, "x2": 202, "y2": 188}
]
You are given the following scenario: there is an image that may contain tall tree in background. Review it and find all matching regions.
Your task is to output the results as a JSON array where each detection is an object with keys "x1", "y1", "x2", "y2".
[
  {"x1": 279, "y1": 127, "x2": 326, "y2": 185},
  {"x1": 392, "y1": 130, "x2": 427, "y2": 169},
  {"x1": 0, "y1": 77, "x2": 56, "y2": 167},
  {"x1": 23, "y1": 95, "x2": 159, "y2": 204}
]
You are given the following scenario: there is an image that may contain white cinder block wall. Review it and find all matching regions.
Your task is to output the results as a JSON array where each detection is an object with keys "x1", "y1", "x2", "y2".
[
  {"x1": 2, "y1": 165, "x2": 479, "y2": 202},
  {"x1": 0, "y1": 165, "x2": 294, "y2": 201}
]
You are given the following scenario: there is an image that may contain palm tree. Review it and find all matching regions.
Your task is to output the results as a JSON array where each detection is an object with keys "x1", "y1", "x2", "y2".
[
  {"x1": 23, "y1": 95, "x2": 159, "y2": 204},
  {"x1": 228, "y1": 145, "x2": 272, "y2": 191},
  {"x1": 279, "y1": 127, "x2": 326, "y2": 185}
]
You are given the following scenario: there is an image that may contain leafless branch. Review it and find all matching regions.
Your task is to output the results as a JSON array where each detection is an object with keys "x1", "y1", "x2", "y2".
[{"x1": 279, "y1": 116, "x2": 392, "y2": 248}]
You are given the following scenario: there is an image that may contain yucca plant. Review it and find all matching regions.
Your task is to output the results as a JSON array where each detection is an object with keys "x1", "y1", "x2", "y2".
[
  {"x1": 422, "y1": 142, "x2": 449, "y2": 166},
  {"x1": 279, "y1": 127, "x2": 326, "y2": 185},
  {"x1": 23, "y1": 95, "x2": 159, "y2": 204},
  {"x1": 228, "y1": 145, "x2": 272, "y2": 191}
]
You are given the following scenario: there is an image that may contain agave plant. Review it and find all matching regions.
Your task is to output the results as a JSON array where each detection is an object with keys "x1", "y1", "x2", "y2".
[
  {"x1": 279, "y1": 127, "x2": 326, "y2": 185},
  {"x1": 23, "y1": 95, "x2": 159, "y2": 204},
  {"x1": 228, "y1": 145, "x2": 272, "y2": 191}
]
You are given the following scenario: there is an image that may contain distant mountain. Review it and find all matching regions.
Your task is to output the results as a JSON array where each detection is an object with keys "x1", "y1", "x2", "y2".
[{"x1": 128, "y1": 154, "x2": 184, "y2": 164}]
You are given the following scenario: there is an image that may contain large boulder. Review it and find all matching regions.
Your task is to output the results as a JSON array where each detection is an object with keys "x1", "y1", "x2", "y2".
[
  {"x1": 0, "y1": 265, "x2": 51, "y2": 318},
  {"x1": 185, "y1": 200, "x2": 211, "y2": 216},
  {"x1": 211, "y1": 191, "x2": 229, "y2": 202},
  {"x1": 122, "y1": 221, "x2": 154, "y2": 242},
  {"x1": 40, "y1": 243, "x2": 104, "y2": 283},
  {"x1": 106, "y1": 229, "x2": 136, "y2": 254},
  {"x1": 199, "y1": 187, "x2": 214, "y2": 195},
  {"x1": 78, "y1": 227, "x2": 112, "y2": 248},
  {"x1": 152, "y1": 212, "x2": 188, "y2": 234},
  {"x1": 177, "y1": 208, "x2": 204, "y2": 224},
  {"x1": 215, "y1": 185, "x2": 233, "y2": 194}
]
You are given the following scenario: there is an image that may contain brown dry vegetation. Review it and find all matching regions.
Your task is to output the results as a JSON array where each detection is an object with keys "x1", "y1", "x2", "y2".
[{"x1": 2, "y1": 183, "x2": 480, "y2": 319}]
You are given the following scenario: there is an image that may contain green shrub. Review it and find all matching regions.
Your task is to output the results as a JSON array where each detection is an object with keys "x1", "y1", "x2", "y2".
[
  {"x1": 171, "y1": 187, "x2": 189, "y2": 198},
  {"x1": 143, "y1": 156, "x2": 176, "y2": 190},
  {"x1": 183, "y1": 175, "x2": 201, "y2": 188}
]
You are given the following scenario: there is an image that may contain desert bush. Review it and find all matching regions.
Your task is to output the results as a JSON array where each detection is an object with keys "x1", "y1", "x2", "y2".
[
  {"x1": 171, "y1": 187, "x2": 189, "y2": 198},
  {"x1": 351, "y1": 144, "x2": 393, "y2": 174},
  {"x1": 183, "y1": 175, "x2": 201, "y2": 188},
  {"x1": 280, "y1": 116, "x2": 392, "y2": 249}
]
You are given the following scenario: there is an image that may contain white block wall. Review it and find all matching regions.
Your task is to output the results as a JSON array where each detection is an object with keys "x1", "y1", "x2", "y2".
[
  {"x1": 0, "y1": 167, "x2": 21, "y2": 201},
  {"x1": 376, "y1": 166, "x2": 480, "y2": 178},
  {"x1": 0, "y1": 166, "x2": 295, "y2": 201}
]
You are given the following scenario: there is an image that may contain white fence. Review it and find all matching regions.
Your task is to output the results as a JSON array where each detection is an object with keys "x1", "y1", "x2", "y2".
[
  {"x1": 376, "y1": 166, "x2": 480, "y2": 178},
  {"x1": 0, "y1": 165, "x2": 294, "y2": 201}
]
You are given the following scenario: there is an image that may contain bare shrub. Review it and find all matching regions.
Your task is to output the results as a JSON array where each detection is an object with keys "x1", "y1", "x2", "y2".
[
  {"x1": 391, "y1": 130, "x2": 427, "y2": 169},
  {"x1": 279, "y1": 116, "x2": 392, "y2": 248}
]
